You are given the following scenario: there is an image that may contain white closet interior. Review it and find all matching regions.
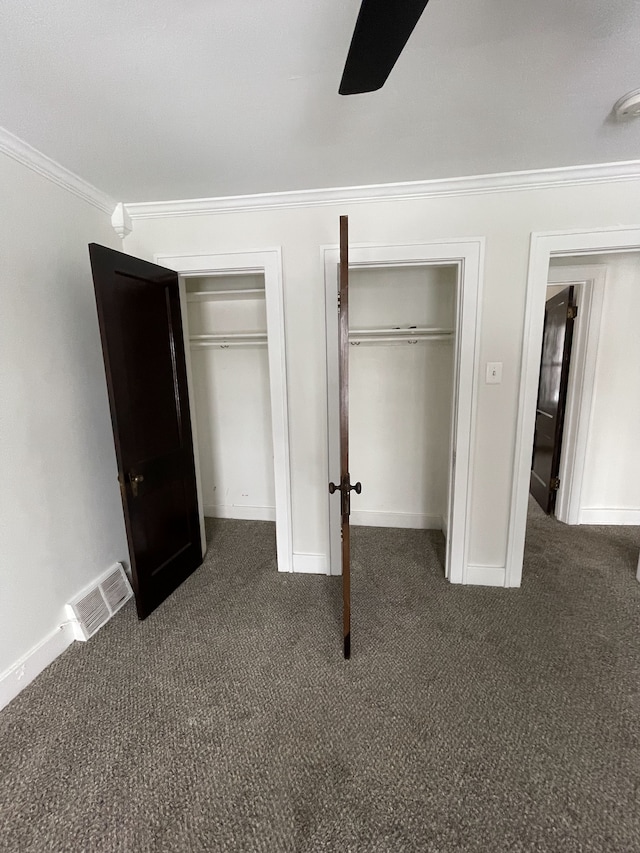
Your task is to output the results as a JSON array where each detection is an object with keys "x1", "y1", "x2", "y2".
[
  {"x1": 186, "y1": 273, "x2": 276, "y2": 522},
  {"x1": 349, "y1": 264, "x2": 456, "y2": 532}
]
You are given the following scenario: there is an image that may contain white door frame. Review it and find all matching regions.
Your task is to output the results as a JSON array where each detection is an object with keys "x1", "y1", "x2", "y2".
[
  {"x1": 546, "y1": 265, "x2": 606, "y2": 524},
  {"x1": 507, "y1": 226, "x2": 640, "y2": 587},
  {"x1": 155, "y1": 249, "x2": 293, "y2": 573},
  {"x1": 323, "y1": 239, "x2": 485, "y2": 584}
]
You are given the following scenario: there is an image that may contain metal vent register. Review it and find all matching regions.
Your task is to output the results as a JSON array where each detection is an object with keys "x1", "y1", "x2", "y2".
[{"x1": 66, "y1": 564, "x2": 132, "y2": 641}]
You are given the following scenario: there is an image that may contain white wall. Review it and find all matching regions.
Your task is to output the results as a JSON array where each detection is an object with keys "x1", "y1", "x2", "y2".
[
  {"x1": 0, "y1": 151, "x2": 128, "y2": 684},
  {"x1": 190, "y1": 348, "x2": 275, "y2": 519},
  {"x1": 350, "y1": 343, "x2": 453, "y2": 528},
  {"x1": 575, "y1": 254, "x2": 640, "y2": 517},
  {"x1": 123, "y1": 177, "x2": 640, "y2": 575}
]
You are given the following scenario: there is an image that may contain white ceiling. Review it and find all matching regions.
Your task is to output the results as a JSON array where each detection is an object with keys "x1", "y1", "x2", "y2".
[{"x1": 2, "y1": 0, "x2": 640, "y2": 202}]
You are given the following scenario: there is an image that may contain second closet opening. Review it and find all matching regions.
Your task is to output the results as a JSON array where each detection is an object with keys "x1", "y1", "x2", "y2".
[{"x1": 349, "y1": 263, "x2": 457, "y2": 571}]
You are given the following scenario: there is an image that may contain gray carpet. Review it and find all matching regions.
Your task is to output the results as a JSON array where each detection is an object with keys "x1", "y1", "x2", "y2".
[{"x1": 1, "y1": 507, "x2": 639, "y2": 852}]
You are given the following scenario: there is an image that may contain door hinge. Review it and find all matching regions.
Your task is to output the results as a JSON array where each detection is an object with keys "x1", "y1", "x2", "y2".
[
  {"x1": 337, "y1": 292, "x2": 341, "y2": 311},
  {"x1": 551, "y1": 477, "x2": 560, "y2": 491},
  {"x1": 567, "y1": 304, "x2": 578, "y2": 320}
]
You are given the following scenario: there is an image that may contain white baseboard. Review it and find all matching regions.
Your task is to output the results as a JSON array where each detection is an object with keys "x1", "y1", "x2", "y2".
[
  {"x1": 0, "y1": 623, "x2": 76, "y2": 712},
  {"x1": 350, "y1": 510, "x2": 444, "y2": 530},
  {"x1": 441, "y1": 515, "x2": 449, "y2": 537},
  {"x1": 578, "y1": 508, "x2": 640, "y2": 525},
  {"x1": 292, "y1": 553, "x2": 329, "y2": 575},
  {"x1": 204, "y1": 504, "x2": 276, "y2": 522},
  {"x1": 464, "y1": 565, "x2": 507, "y2": 587}
]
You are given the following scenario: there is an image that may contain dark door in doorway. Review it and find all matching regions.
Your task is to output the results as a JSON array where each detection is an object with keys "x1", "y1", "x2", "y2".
[
  {"x1": 89, "y1": 244, "x2": 202, "y2": 619},
  {"x1": 530, "y1": 285, "x2": 577, "y2": 515},
  {"x1": 329, "y1": 216, "x2": 361, "y2": 658}
]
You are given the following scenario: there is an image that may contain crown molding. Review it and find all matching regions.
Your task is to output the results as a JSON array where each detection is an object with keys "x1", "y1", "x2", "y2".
[
  {"x1": 125, "y1": 160, "x2": 640, "y2": 220},
  {"x1": 0, "y1": 126, "x2": 116, "y2": 215}
]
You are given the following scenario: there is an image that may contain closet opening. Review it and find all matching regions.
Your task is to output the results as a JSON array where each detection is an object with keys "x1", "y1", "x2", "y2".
[
  {"x1": 348, "y1": 263, "x2": 457, "y2": 579},
  {"x1": 326, "y1": 238, "x2": 483, "y2": 591},
  {"x1": 185, "y1": 271, "x2": 278, "y2": 554}
]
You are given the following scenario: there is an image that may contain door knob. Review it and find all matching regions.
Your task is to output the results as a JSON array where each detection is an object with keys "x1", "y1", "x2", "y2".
[
  {"x1": 328, "y1": 476, "x2": 362, "y2": 515},
  {"x1": 129, "y1": 473, "x2": 144, "y2": 497},
  {"x1": 329, "y1": 480, "x2": 361, "y2": 494}
]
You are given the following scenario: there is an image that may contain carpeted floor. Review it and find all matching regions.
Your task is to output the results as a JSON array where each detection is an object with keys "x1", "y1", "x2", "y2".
[{"x1": 1, "y1": 506, "x2": 639, "y2": 852}]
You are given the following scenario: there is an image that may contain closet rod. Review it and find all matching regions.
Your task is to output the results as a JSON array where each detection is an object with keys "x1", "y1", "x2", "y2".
[
  {"x1": 350, "y1": 326, "x2": 453, "y2": 336},
  {"x1": 190, "y1": 341, "x2": 268, "y2": 349},
  {"x1": 349, "y1": 336, "x2": 452, "y2": 346},
  {"x1": 349, "y1": 327, "x2": 454, "y2": 344},
  {"x1": 189, "y1": 332, "x2": 267, "y2": 349}
]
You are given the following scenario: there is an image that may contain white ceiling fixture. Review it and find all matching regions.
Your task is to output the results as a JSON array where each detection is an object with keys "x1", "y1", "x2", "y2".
[
  {"x1": 613, "y1": 88, "x2": 640, "y2": 119},
  {"x1": 0, "y1": 0, "x2": 639, "y2": 202}
]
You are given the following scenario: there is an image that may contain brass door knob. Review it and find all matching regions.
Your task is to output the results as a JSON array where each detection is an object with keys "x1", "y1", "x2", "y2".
[{"x1": 129, "y1": 473, "x2": 144, "y2": 497}]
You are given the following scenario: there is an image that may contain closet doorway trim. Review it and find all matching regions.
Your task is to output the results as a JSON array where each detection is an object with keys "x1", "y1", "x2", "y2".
[
  {"x1": 155, "y1": 249, "x2": 293, "y2": 573},
  {"x1": 322, "y1": 239, "x2": 484, "y2": 585}
]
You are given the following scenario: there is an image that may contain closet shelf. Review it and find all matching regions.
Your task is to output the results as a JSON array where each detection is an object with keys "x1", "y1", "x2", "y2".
[
  {"x1": 348, "y1": 327, "x2": 454, "y2": 345},
  {"x1": 189, "y1": 332, "x2": 267, "y2": 349},
  {"x1": 186, "y1": 289, "x2": 265, "y2": 302}
]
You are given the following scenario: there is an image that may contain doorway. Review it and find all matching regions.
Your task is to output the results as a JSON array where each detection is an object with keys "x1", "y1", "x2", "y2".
[
  {"x1": 528, "y1": 252, "x2": 640, "y2": 536},
  {"x1": 155, "y1": 250, "x2": 293, "y2": 573},
  {"x1": 324, "y1": 239, "x2": 484, "y2": 584},
  {"x1": 530, "y1": 264, "x2": 607, "y2": 522},
  {"x1": 509, "y1": 229, "x2": 640, "y2": 587}
]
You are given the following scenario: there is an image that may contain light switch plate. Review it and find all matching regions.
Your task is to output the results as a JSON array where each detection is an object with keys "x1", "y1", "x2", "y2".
[{"x1": 486, "y1": 362, "x2": 502, "y2": 384}]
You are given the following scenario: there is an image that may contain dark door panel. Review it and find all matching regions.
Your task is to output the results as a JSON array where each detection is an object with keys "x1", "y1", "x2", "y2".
[
  {"x1": 89, "y1": 244, "x2": 202, "y2": 619},
  {"x1": 328, "y1": 216, "x2": 361, "y2": 659},
  {"x1": 530, "y1": 286, "x2": 577, "y2": 515}
]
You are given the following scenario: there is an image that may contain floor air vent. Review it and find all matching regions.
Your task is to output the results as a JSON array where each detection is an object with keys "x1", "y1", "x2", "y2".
[
  {"x1": 66, "y1": 563, "x2": 133, "y2": 641},
  {"x1": 101, "y1": 566, "x2": 131, "y2": 612}
]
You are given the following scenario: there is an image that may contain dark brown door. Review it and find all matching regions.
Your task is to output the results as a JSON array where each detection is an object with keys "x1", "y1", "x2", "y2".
[
  {"x1": 329, "y1": 216, "x2": 361, "y2": 659},
  {"x1": 89, "y1": 244, "x2": 202, "y2": 619},
  {"x1": 530, "y1": 285, "x2": 577, "y2": 515}
]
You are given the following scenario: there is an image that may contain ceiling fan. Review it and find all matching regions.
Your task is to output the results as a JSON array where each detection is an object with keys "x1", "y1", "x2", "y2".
[{"x1": 339, "y1": 0, "x2": 430, "y2": 95}]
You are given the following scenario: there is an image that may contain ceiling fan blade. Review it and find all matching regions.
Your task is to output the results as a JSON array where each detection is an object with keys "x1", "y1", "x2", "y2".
[{"x1": 339, "y1": 0, "x2": 430, "y2": 95}]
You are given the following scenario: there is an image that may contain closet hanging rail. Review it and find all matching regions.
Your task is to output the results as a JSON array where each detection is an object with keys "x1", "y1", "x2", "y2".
[
  {"x1": 189, "y1": 332, "x2": 267, "y2": 348},
  {"x1": 348, "y1": 326, "x2": 454, "y2": 345}
]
